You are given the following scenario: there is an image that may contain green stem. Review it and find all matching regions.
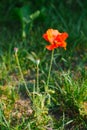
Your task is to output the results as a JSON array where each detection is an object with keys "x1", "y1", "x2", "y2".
[
  {"x1": 36, "y1": 63, "x2": 39, "y2": 92},
  {"x1": 15, "y1": 52, "x2": 31, "y2": 98},
  {"x1": 46, "y1": 49, "x2": 54, "y2": 91}
]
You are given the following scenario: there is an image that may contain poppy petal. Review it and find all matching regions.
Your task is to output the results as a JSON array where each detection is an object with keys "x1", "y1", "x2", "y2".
[
  {"x1": 60, "y1": 32, "x2": 68, "y2": 41},
  {"x1": 43, "y1": 29, "x2": 68, "y2": 51},
  {"x1": 55, "y1": 32, "x2": 68, "y2": 42},
  {"x1": 46, "y1": 44, "x2": 57, "y2": 50},
  {"x1": 43, "y1": 29, "x2": 60, "y2": 44},
  {"x1": 43, "y1": 34, "x2": 49, "y2": 41},
  {"x1": 59, "y1": 41, "x2": 67, "y2": 49}
]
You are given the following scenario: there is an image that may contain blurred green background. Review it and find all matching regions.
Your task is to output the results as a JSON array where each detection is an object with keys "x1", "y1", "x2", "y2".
[
  {"x1": 0, "y1": 0, "x2": 87, "y2": 47},
  {"x1": 0, "y1": 0, "x2": 87, "y2": 66},
  {"x1": 0, "y1": 0, "x2": 87, "y2": 71}
]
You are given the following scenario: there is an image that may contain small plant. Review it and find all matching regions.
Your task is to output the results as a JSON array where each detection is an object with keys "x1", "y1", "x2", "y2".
[
  {"x1": 43, "y1": 28, "x2": 68, "y2": 91},
  {"x1": 15, "y1": 5, "x2": 40, "y2": 38},
  {"x1": 13, "y1": 28, "x2": 69, "y2": 129}
]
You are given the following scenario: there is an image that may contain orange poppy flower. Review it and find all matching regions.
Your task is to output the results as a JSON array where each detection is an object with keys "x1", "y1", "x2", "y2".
[{"x1": 43, "y1": 29, "x2": 68, "y2": 50}]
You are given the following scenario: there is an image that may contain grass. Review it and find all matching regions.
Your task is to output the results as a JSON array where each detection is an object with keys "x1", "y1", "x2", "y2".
[{"x1": 0, "y1": 0, "x2": 87, "y2": 130}]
